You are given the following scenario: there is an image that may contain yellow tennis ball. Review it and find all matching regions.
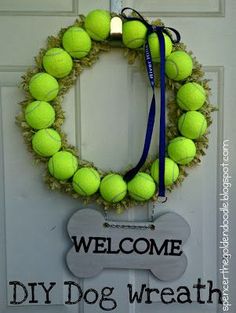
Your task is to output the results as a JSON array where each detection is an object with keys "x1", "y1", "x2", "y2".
[
  {"x1": 73, "y1": 167, "x2": 100, "y2": 196},
  {"x1": 43, "y1": 48, "x2": 73, "y2": 78},
  {"x1": 62, "y1": 27, "x2": 92, "y2": 59},
  {"x1": 148, "y1": 33, "x2": 173, "y2": 63},
  {"x1": 25, "y1": 101, "x2": 55, "y2": 129},
  {"x1": 151, "y1": 157, "x2": 179, "y2": 186},
  {"x1": 29, "y1": 73, "x2": 59, "y2": 101},
  {"x1": 32, "y1": 128, "x2": 61, "y2": 157},
  {"x1": 128, "y1": 172, "x2": 156, "y2": 201},
  {"x1": 166, "y1": 51, "x2": 193, "y2": 81},
  {"x1": 48, "y1": 151, "x2": 78, "y2": 180},
  {"x1": 167, "y1": 136, "x2": 196, "y2": 165},
  {"x1": 84, "y1": 10, "x2": 111, "y2": 41},
  {"x1": 178, "y1": 111, "x2": 207, "y2": 139},
  {"x1": 177, "y1": 82, "x2": 206, "y2": 111},
  {"x1": 99, "y1": 174, "x2": 127, "y2": 203},
  {"x1": 122, "y1": 21, "x2": 147, "y2": 49}
]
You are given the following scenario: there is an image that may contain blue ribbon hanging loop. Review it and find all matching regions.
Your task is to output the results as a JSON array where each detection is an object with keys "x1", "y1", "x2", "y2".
[{"x1": 121, "y1": 8, "x2": 181, "y2": 199}]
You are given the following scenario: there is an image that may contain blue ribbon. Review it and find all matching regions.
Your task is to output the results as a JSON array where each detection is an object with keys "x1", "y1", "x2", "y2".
[{"x1": 121, "y1": 8, "x2": 181, "y2": 198}]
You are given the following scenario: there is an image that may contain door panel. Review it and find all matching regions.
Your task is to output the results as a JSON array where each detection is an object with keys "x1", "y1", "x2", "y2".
[{"x1": 123, "y1": 0, "x2": 225, "y2": 16}]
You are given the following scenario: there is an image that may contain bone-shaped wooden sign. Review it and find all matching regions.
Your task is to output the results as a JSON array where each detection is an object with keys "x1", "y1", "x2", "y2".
[{"x1": 66, "y1": 208, "x2": 190, "y2": 281}]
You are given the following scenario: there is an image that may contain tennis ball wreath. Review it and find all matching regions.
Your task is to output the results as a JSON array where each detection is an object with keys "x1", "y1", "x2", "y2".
[
  {"x1": 25, "y1": 101, "x2": 55, "y2": 130},
  {"x1": 178, "y1": 111, "x2": 207, "y2": 139},
  {"x1": 151, "y1": 158, "x2": 179, "y2": 186},
  {"x1": 165, "y1": 51, "x2": 193, "y2": 81},
  {"x1": 100, "y1": 174, "x2": 127, "y2": 203},
  {"x1": 148, "y1": 33, "x2": 172, "y2": 62},
  {"x1": 73, "y1": 167, "x2": 100, "y2": 196},
  {"x1": 17, "y1": 9, "x2": 214, "y2": 211},
  {"x1": 29, "y1": 73, "x2": 59, "y2": 101},
  {"x1": 84, "y1": 9, "x2": 111, "y2": 41},
  {"x1": 62, "y1": 27, "x2": 92, "y2": 59},
  {"x1": 43, "y1": 48, "x2": 73, "y2": 78},
  {"x1": 48, "y1": 151, "x2": 78, "y2": 180},
  {"x1": 128, "y1": 173, "x2": 156, "y2": 201},
  {"x1": 122, "y1": 21, "x2": 147, "y2": 49},
  {"x1": 32, "y1": 128, "x2": 61, "y2": 157},
  {"x1": 177, "y1": 82, "x2": 206, "y2": 111},
  {"x1": 167, "y1": 137, "x2": 196, "y2": 165}
]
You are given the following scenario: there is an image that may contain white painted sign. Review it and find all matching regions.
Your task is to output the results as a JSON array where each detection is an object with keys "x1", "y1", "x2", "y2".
[{"x1": 66, "y1": 208, "x2": 190, "y2": 281}]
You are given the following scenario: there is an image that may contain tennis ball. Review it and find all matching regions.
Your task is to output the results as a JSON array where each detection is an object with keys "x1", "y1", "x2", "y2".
[
  {"x1": 25, "y1": 101, "x2": 55, "y2": 129},
  {"x1": 84, "y1": 10, "x2": 111, "y2": 41},
  {"x1": 62, "y1": 27, "x2": 92, "y2": 59},
  {"x1": 48, "y1": 151, "x2": 78, "y2": 180},
  {"x1": 178, "y1": 111, "x2": 207, "y2": 139},
  {"x1": 166, "y1": 51, "x2": 193, "y2": 81},
  {"x1": 167, "y1": 136, "x2": 196, "y2": 165},
  {"x1": 122, "y1": 21, "x2": 147, "y2": 49},
  {"x1": 177, "y1": 82, "x2": 206, "y2": 111},
  {"x1": 148, "y1": 33, "x2": 173, "y2": 63},
  {"x1": 73, "y1": 167, "x2": 100, "y2": 196},
  {"x1": 151, "y1": 157, "x2": 179, "y2": 186},
  {"x1": 99, "y1": 174, "x2": 127, "y2": 203},
  {"x1": 32, "y1": 128, "x2": 61, "y2": 157},
  {"x1": 128, "y1": 172, "x2": 156, "y2": 201},
  {"x1": 43, "y1": 48, "x2": 73, "y2": 78},
  {"x1": 29, "y1": 73, "x2": 59, "y2": 101}
]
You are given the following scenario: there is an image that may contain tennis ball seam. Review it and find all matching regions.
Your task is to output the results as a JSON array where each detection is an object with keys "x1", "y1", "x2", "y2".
[
  {"x1": 166, "y1": 59, "x2": 179, "y2": 80},
  {"x1": 25, "y1": 101, "x2": 42, "y2": 115},
  {"x1": 33, "y1": 145, "x2": 44, "y2": 156},
  {"x1": 150, "y1": 162, "x2": 158, "y2": 183},
  {"x1": 29, "y1": 73, "x2": 44, "y2": 84},
  {"x1": 88, "y1": 168, "x2": 100, "y2": 181},
  {"x1": 86, "y1": 28, "x2": 107, "y2": 41},
  {"x1": 44, "y1": 87, "x2": 59, "y2": 101},
  {"x1": 111, "y1": 190, "x2": 126, "y2": 202},
  {"x1": 71, "y1": 155, "x2": 77, "y2": 172},
  {"x1": 136, "y1": 173, "x2": 154, "y2": 183},
  {"x1": 27, "y1": 115, "x2": 55, "y2": 129},
  {"x1": 176, "y1": 95, "x2": 191, "y2": 110},
  {"x1": 50, "y1": 158, "x2": 55, "y2": 176},
  {"x1": 172, "y1": 165, "x2": 175, "y2": 184},
  {"x1": 192, "y1": 83, "x2": 206, "y2": 97},
  {"x1": 77, "y1": 168, "x2": 100, "y2": 183},
  {"x1": 169, "y1": 137, "x2": 186, "y2": 145},
  {"x1": 42, "y1": 116, "x2": 55, "y2": 128},
  {"x1": 178, "y1": 113, "x2": 187, "y2": 134},
  {"x1": 66, "y1": 28, "x2": 85, "y2": 33},
  {"x1": 101, "y1": 174, "x2": 116, "y2": 185},
  {"x1": 46, "y1": 116, "x2": 56, "y2": 128},
  {"x1": 45, "y1": 129, "x2": 61, "y2": 142},
  {"x1": 198, "y1": 118, "x2": 207, "y2": 138},
  {"x1": 125, "y1": 38, "x2": 145, "y2": 45},
  {"x1": 129, "y1": 191, "x2": 147, "y2": 201},
  {"x1": 73, "y1": 180, "x2": 88, "y2": 196},
  {"x1": 44, "y1": 50, "x2": 68, "y2": 57},
  {"x1": 171, "y1": 163, "x2": 178, "y2": 184},
  {"x1": 68, "y1": 49, "x2": 90, "y2": 54}
]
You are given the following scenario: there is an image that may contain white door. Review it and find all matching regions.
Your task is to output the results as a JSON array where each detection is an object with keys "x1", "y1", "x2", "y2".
[{"x1": 0, "y1": 0, "x2": 235, "y2": 312}]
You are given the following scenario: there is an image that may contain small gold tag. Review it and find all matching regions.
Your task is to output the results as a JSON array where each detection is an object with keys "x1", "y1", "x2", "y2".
[{"x1": 110, "y1": 16, "x2": 122, "y2": 39}]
